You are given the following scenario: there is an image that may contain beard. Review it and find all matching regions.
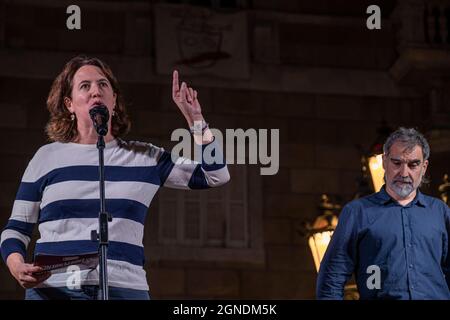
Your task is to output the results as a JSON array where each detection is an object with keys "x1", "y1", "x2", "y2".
[
  {"x1": 388, "y1": 176, "x2": 419, "y2": 198},
  {"x1": 391, "y1": 181, "x2": 414, "y2": 198}
]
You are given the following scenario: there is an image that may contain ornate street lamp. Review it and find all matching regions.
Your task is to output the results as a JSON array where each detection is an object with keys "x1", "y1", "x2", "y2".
[
  {"x1": 439, "y1": 174, "x2": 449, "y2": 205},
  {"x1": 367, "y1": 154, "x2": 384, "y2": 192},
  {"x1": 304, "y1": 194, "x2": 340, "y2": 272},
  {"x1": 299, "y1": 195, "x2": 359, "y2": 299},
  {"x1": 364, "y1": 123, "x2": 392, "y2": 193}
]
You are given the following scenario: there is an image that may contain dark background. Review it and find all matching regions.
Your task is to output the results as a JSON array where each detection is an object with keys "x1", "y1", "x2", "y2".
[{"x1": 0, "y1": 0, "x2": 449, "y2": 299}]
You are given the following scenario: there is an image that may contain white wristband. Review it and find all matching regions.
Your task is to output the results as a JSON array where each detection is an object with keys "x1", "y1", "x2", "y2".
[{"x1": 189, "y1": 120, "x2": 209, "y2": 134}]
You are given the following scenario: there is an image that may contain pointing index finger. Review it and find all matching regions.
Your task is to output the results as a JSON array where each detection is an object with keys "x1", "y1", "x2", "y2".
[{"x1": 172, "y1": 70, "x2": 179, "y2": 98}]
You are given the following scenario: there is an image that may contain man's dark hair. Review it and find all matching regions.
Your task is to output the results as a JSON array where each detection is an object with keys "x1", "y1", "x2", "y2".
[{"x1": 383, "y1": 127, "x2": 430, "y2": 160}]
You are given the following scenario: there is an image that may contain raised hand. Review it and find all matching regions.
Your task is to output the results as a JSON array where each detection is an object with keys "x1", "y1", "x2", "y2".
[{"x1": 172, "y1": 70, "x2": 203, "y2": 126}]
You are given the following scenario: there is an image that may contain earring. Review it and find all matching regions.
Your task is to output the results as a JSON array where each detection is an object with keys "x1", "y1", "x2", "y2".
[
  {"x1": 112, "y1": 109, "x2": 116, "y2": 117},
  {"x1": 70, "y1": 113, "x2": 75, "y2": 121}
]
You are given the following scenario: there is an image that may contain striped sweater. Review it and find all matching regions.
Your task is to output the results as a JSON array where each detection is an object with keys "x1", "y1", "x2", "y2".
[{"x1": 0, "y1": 138, "x2": 229, "y2": 290}]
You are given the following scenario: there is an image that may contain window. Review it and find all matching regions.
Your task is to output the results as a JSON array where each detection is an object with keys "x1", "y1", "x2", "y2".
[{"x1": 146, "y1": 164, "x2": 264, "y2": 265}]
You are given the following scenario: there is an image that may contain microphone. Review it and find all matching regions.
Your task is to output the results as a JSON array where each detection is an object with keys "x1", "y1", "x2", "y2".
[{"x1": 89, "y1": 105, "x2": 109, "y2": 136}]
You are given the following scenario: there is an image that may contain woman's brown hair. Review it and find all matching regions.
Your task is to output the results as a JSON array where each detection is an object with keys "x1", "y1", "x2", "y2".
[{"x1": 46, "y1": 55, "x2": 131, "y2": 142}]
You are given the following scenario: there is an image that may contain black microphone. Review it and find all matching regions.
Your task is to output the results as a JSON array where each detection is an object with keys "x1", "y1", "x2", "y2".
[{"x1": 89, "y1": 105, "x2": 109, "y2": 136}]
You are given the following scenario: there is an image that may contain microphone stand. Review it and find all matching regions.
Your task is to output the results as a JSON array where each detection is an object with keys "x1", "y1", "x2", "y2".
[{"x1": 91, "y1": 134, "x2": 112, "y2": 300}]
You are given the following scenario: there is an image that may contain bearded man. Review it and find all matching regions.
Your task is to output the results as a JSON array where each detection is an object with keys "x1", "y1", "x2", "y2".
[{"x1": 317, "y1": 127, "x2": 450, "y2": 300}]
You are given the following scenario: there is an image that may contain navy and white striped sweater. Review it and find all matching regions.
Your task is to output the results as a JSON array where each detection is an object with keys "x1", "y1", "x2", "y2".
[{"x1": 0, "y1": 138, "x2": 230, "y2": 290}]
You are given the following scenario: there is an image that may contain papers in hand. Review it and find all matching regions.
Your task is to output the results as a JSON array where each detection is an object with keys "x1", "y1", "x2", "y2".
[{"x1": 33, "y1": 252, "x2": 99, "y2": 274}]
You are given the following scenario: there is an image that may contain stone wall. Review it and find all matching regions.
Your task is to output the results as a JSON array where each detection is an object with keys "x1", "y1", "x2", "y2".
[{"x1": 0, "y1": 0, "x2": 447, "y2": 300}]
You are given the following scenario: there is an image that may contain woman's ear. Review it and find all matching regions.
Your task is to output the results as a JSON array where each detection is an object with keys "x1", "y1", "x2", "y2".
[{"x1": 64, "y1": 97, "x2": 73, "y2": 113}]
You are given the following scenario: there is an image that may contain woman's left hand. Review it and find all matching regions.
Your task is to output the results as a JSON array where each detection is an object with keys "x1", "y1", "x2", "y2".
[{"x1": 172, "y1": 70, "x2": 203, "y2": 126}]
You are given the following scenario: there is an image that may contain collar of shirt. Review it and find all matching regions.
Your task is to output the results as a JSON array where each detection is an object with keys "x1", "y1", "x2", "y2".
[{"x1": 372, "y1": 185, "x2": 428, "y2": 208}]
